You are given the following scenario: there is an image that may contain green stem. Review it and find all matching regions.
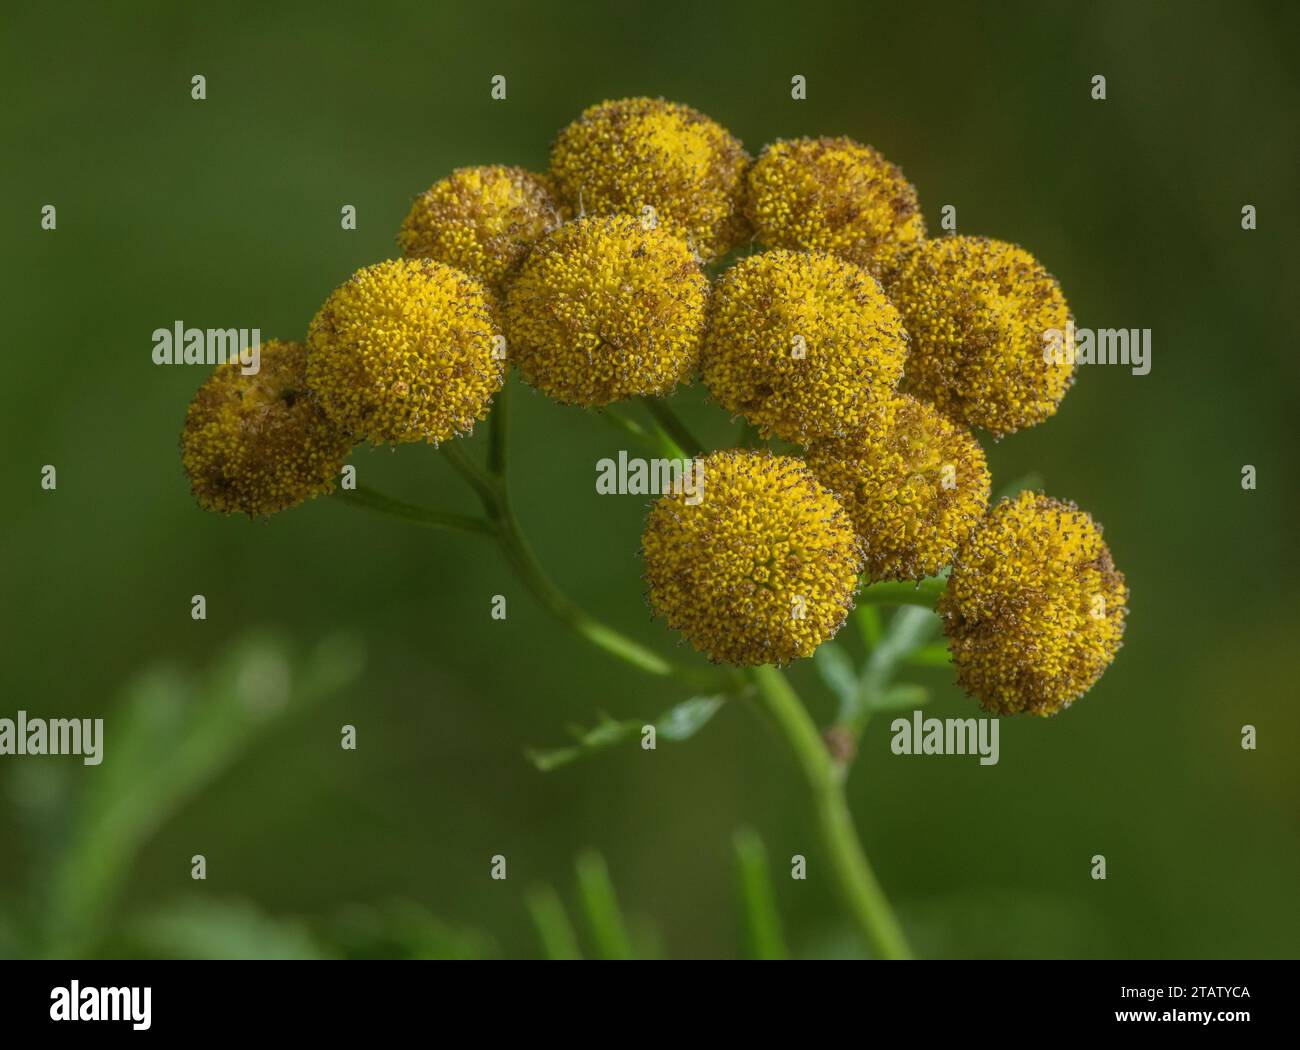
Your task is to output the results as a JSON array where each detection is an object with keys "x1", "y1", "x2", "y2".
[
  {"x1": 441, "y1": 440, "x2": 500, "y2": 508},
  {"x1": 750, "y1": 665, "x2": 912, "y2": 960},
  {"x1": 600, "y1": 406, "x2": 684, "y2": 460},
  {"x1": 445, "y1": 410, "x2": 741, "y2": 690},
  {"x1": 858, "y1": 576, "x2": 947, "y2": 609},
  {"x1": 640, "y1": 397, "x2": 704, "y2": 458},
  {"x1": 337, "y1": 485, "x2": 494, "y2": 537},
  {"x1": 491, "y1": 490, "x2": 680, "y2": 679}
]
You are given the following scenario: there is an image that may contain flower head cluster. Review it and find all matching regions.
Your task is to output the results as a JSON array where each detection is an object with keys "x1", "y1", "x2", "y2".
[
  {"x1": 807, "y1": 395, "x2": 991, "y2": 582},
  {"x1": 181, "y1": 339, "x2": 353, "y2": 517},
  {"x1": 887, "y1": 235, "x2": 1073, "y2": 436},
  {"x1": 939, "y1": 492, "x2": 1128, "y2": 716},
  {"x1": 550, "y1": 97, "x2": 751, "y2": 263},
  {"x1": 504, "y1": 214, "x2": 709, "y2": 406},
  {"x1": 745, "y1": 137, "x2": 926, "y2": 278},
  {"x1": 702, "y1": 250, "x2": 908, "y2": 444},
  {"x1": 307, "y1": 258, "x2": 505, "y2": 445},
  {"x1": 397, "y1": 165, "x2": 567, "y2": 287},
  {"x1": 180, "y1": 96, "x2": 1127, "y2": 714},
  {"x1": 641, "y1": 451, "x2": 862, "y2": 666}
]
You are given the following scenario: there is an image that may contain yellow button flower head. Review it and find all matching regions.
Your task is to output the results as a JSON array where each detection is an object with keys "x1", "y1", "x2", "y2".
[
  {"x1": 181, "y1": 339, "x2": 353, "y2": 518},
  {"x1": 549, "y1": 97, "x2": 750, "y2": 263},
  {"x1": 397, "y1": 165, "x2": 567, "y2": 287},
  {"x1": 939, "y1": 492, "x2": 1127, "y2": 716},
  {"x1": 702, "y1": 249, "x2": 907, "y2": 444},
  {"x1": 887, "y1": 236, "x2": 1073, "y2": 437},
  {"x1": 745, "y1": 137, "x2": 926, "y2": 278},
  {"x1": 641, "y1": 450, "x2": 861, "y2": 666},
  {"x1": 504, "y1": 214, "x2": 709, "y2": 406},
  {"x1": 807, "y1": 395, "x2": 990, "y2": 582},
  {"x1": 307, "y1": 258, "x2": 505, "y2": 445}
]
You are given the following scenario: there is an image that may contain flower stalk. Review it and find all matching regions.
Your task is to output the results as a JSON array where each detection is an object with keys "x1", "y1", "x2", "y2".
[{"x1": 750, "y1": 665, "x2": 912, "y2": 959}]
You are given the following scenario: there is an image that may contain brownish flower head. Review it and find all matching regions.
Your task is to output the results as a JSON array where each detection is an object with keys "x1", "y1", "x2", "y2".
[
  {"x1": 307, "y1": 258, "x2": 505, "y2": 445},
  {"x1": 745, "y1": 136, "x2": 926, "y2": 278},
  {"x1": 641, "y1": 450, "x2": 862, "y2": 666},
  {"x1": 181, "y1": 338, "x2": 353, "y2": 517},
  {"x1": 886, "y1": 236, "x2": 1073, "y2": 436},
  {"x1": 939, "y1": 492, "x2": 1128, "y2": 716},
  {"x1": 807, "y1": 394, "x2": 991, "y2": 581},
  {"x1": 549, "y1": 97, "x2": 751, "y2": 262},
  {"x1": 397, "y1": 165, "x2": 567, "y2": 287},
  {"x1": 702, "y1": 249, "x2": 908, "y2": 444},
  {"x1": 504, "y1": 215, "x2": 710, "y2": 406}
]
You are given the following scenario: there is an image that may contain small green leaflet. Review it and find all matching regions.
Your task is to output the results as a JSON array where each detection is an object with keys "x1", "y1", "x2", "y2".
[{"x1": 527, "y1": 694, "x2": 727, "y2": 772}]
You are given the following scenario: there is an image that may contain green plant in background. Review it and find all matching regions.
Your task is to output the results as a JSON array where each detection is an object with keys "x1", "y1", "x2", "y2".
[
  {"x1": 1, "y1": 635, "x2": 364, "y2": 959},
  {"x1": 176, "y1": 96, "x2": 1131, "y2": 960}
]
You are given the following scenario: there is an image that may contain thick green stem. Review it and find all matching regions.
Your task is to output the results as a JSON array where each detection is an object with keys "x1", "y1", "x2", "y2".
[
  {"x1": 750, "y1": 665, "x2": 912, "y2": 960},
  {"x1": 337, "y1": 485, "x2": 494, "y2": 537},
  {"x1": 640, "y1": 397, "x2": 704, "y2": 458}
]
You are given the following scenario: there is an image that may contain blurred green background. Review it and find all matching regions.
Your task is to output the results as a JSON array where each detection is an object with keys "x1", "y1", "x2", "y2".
[{"x1": 2, "y1": 0, "x2": 1296, "y2": 959}]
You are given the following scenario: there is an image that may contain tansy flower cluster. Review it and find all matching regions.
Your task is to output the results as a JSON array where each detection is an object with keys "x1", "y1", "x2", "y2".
[{"x1": 179, "y1": 96, "x2": 1126, "y2": 717}]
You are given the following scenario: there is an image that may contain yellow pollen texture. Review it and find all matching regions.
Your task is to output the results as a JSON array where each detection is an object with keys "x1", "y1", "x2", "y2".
[
  {"x1": 887, "y1": 235, "x2": 1073, "y2": 436},
  {"x1": 939, "y1": 491, "x2": 1128, "y2": 716},
  {"x1": 397, "y1": 165, "x2": 567, "y2": 287},
  {"x1": 702, "y1": 249, "x2": 908, "y2": 445},
  {"x1": 807, "y1": 394, "x2": 991, "y2": 582},
  {"x1": 181, "y1": 338, "x2": 354, "y2": 518},
  {"x1": 504, "y1": 214, "x2": 710, "y2": 406},
  {"x1": 641, "y1": 450, "x2": 862, "y2": 666},
  {"x1": 549, "y1": 97, "x2": 751, "y2": 263},
  {"x1": 306, "y1": 258, "x2": 505, "y2": 446},
  {"x1": 745, "y1": 136, "x2": 926, "y2": 278}
]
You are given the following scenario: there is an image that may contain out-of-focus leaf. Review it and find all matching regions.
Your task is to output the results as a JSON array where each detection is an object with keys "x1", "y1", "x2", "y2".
[
  {"x1": 733, "y1": 828, "x2": 788, "y2": 960},
  {"x1": 904, "y1": 642, "x2": 954, "y2": 668},
  {"x1": 866, "y1": 683, "x2": 931, "y2": 713},
  {"x1": 855, "y1": 604, "x2": 883, "y2": 649},
  {"x1": 527, "y1": 694, "x2": 728, "y2": 771},
  {"x1": 39, "y1": 634, "x2": 364, "y2": 958},
  {"x1": 328, "y1": 900, "x2": 494, "y2": 960},
  {"x1": 814, "y1": 642, "x2": 858, "y2": 712},
  {"x1": 129, "y1": 898, "x2": 326, "y2": 960},
  {"x1": 575, "y1": 850, "x2": 634, "y2": 961},
  {"x1": 526, "y1": 885, "x2": 583, "y2": 960}
]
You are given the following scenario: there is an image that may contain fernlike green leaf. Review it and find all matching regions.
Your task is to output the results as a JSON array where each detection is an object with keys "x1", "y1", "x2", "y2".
[
  {"x1": 527, "y1": 694, "x2": 728, "y2": 771},
  {"x1": 657, "y1": 695, "x2": 726, "y2": 741}
]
